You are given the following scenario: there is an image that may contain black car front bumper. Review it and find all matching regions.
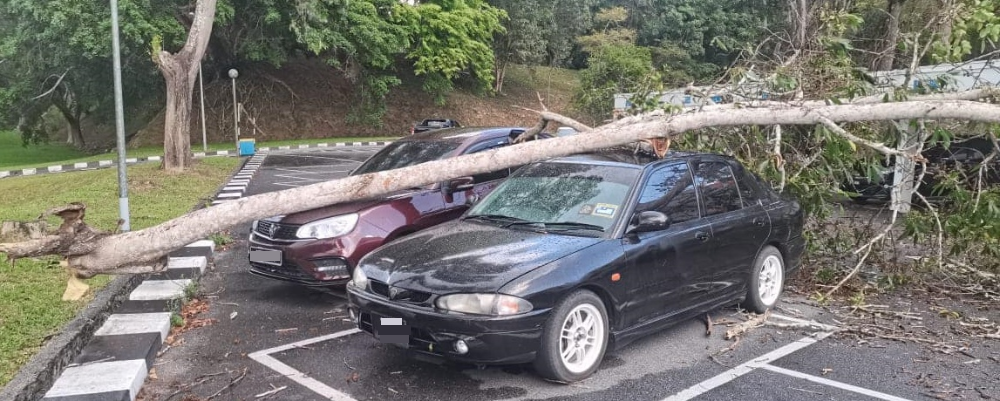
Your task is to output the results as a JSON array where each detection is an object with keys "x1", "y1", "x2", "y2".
[{"x1": 347, "y1": 287, "x2": 549, "y2": 365}]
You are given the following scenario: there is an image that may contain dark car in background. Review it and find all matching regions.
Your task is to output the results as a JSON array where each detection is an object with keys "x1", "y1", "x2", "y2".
[
  {"x1": 411, "y1": 118, "x2": 461, "y2": 135},
  {"x1": 845, "y1": 137, "x2": 1000, "y2": 203},
  {"x1": 248, "y1": 126, "x2": 545, "y2": 288},
  {"x1": 347, "y1": 148, "x2": 804, "y2": 382}
]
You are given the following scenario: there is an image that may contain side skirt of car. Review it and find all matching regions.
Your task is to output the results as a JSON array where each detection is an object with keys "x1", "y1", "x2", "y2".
[{"x1": 607, "y1": 292, "x2": 744, "y2": 352}]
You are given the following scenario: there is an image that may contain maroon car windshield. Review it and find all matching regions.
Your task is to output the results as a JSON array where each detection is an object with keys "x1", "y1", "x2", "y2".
[{"x1": 351, "y1": 140, "x2": 462, "y2": 176}]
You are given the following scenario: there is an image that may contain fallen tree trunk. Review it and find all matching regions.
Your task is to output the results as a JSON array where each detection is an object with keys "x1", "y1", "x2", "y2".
[{"x1": 4, "y1": 98, "x2": 1000, "y2": 276}]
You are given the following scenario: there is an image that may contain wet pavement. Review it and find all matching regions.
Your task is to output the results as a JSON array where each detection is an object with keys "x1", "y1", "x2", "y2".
[{"x1": 136, "y1": 148, "x2": 1000, "y2": 401}]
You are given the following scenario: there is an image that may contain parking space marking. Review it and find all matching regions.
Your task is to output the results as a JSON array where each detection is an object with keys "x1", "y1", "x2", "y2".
[
  {"x1": 663, "y1": 313, "x2": 911, "y2": 401},
  {"x1": 759, "y1": 365, "x2": 913, "y2": 401},
  {"x1": 285, "y1": 153, "x2": 365, "y2": 164},
  {"x1": 662, "y1": 332, "x2": 833, "y2": 401},
  {"x1": 249, "y1": 328, "x2": 362, "y2": 401}
]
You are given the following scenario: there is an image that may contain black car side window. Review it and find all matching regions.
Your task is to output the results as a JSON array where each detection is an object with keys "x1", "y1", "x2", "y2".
[
  {"x1": 636, "y1": 163, "x2": 700, "y2": 224},
  {"x1": 466, "y1": 139, "x2": 511, "y2": 183},
  {"x1": 732, "y1": 164, "x2": 762, "y2": 207},
  {"x1": 693, "y1": 161, "x2": 743, "y2": 216}
]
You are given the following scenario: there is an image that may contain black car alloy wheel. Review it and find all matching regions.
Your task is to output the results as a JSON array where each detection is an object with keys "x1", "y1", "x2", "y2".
[
  {"x1": 744, "y1": 245, "x2": 785, "y2": 314},
  {"x1": 534, "y1": 290, "x2": 609, "y2": 382}
]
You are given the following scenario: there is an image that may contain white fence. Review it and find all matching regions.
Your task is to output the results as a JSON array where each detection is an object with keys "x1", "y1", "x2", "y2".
[{"x1": 612, "y1": 59, "x2": 1000, "y2": 114}]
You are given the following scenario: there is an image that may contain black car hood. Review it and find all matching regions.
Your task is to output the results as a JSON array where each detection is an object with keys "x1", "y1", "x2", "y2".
[{"x1": 362, "y1": 220, "x2": 602, "y2": 294}]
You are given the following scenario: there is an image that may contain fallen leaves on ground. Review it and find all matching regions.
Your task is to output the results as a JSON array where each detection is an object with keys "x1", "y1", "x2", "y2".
[{"x1": 172, "y1": 298, "x2": 218, "y2": 338}]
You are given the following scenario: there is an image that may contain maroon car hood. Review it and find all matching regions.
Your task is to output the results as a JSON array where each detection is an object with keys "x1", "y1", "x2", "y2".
[{"x1": 269, "y1": 188, "x2": 424, "y2": 225}]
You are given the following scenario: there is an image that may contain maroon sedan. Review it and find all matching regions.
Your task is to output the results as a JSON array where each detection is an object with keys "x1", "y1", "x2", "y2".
[{"x1": 248, "y1": 126, "x2": 542, "y2": 287}]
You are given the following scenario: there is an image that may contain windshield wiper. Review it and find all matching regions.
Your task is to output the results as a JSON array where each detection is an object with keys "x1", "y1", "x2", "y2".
[
  {"x1": 463, "y1": 214, "x2": 528, "y2": 223},
  {"x1": 501, "y1": 221, "x2": 605, "y2": 233},
  {"x1": 543, "y1": 222, "x2": 606, "y2": 232}
]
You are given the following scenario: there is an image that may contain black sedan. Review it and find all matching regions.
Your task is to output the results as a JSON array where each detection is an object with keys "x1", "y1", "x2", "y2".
[{"x1": 346, "y1": 149, "x2": 805, "y2": 382}]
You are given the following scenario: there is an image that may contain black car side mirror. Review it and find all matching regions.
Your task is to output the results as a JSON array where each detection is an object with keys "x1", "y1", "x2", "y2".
[{"x1": 628, "y1": 211, "x2": 671, "y2": 233}]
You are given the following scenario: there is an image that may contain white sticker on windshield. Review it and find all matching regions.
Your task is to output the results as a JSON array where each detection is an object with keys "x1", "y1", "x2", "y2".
[{"x1": 592, "y1": 203, "x2": 618, "y2": 218}]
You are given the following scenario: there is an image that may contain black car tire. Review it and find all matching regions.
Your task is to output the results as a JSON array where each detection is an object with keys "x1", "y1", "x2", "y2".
[
  {"x1": 534, "y1": 290, "x2": 609, "y2": 383},
  {"x1": 743, "y1": 246, "x2": 785, "y2": 314}
]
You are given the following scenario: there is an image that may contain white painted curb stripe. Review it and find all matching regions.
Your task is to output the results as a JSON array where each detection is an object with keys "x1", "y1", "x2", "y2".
[
  {"x1": 186, "y1": 239, "x2": 215, "y2": 250},
  {"x1": 43, "y1": 359, "x2": 147, "y2": 399},
  {"x1": 94, "y1": 313, "x2": 172, "y2": 342},
  {"x1": 167, "y1": 256, "x2": 208, "y2": 273},
  {"x1": 129, "y1": 279, "x2": 192, "y2": 301}
]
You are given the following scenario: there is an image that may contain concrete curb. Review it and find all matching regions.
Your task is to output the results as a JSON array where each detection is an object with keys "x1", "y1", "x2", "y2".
[
  {"x1": 0, "y1": 140, "x2": 393, "y2": 180},
  {"x1": 36, "y1": 153, "x2": 270, "y2": 401},
  {"x1": 0, "y1": 156, "x2": 258, "y2": 401}
]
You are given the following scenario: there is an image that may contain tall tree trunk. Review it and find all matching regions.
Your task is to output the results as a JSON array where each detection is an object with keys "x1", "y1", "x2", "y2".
[
  {"x1": 495, "y1": 60, "x2": 507, "y2": 93},
  {"x1": 874, "y1": 0, "x2": 906, "y2": 71},
  {"x1": 153, "y1": 0, "x2": 218, "y2": 172},
  {"x1": 161, "y1": 61, "x2": 195, "y2": 170},
  {"x1": 52, "y1": 96, "x2": 85, "y2": 147},
  {"x1": 788, "y1": 0, "x2": 810, "y2": 50},
  {"x1": 891, "y1": 121, "x2": 920, "y2": 213}
]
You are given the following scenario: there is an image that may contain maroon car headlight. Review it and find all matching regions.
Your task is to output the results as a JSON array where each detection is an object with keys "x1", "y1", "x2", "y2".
[
  {"x1": 435, "y1": 293, "x2": 533, "y2": 316},
  {"x1": 296, "y1": 214, "x2": 359, "y2": 239}
]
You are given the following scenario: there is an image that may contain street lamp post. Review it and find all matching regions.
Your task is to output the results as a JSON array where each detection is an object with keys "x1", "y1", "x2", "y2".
[
  {"x1": 228, "y1": 68, "x2": 240, "y2": 149},
  {"x1": 110, "y1": 0, "x2": 130, "y2": 232}
]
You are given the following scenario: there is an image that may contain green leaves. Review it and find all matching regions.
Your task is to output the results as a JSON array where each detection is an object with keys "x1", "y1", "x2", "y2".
[
  {"x1": 574, "y1": 43, "x2": 654, "y2": 122},
  {"x1": 399, "y1": 0, "x2": 506, "y2": 93}
]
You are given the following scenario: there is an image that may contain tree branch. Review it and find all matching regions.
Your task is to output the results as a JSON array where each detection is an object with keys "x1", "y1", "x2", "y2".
[
  {"x1": 30, "y1": 69, "x2": 72, "y2": 101},
  {"x1": 815, "y1": 116, "x2": 916, "y2": 158},
  {"x1": 7, "y1": 98, "x2": 1000, "y2": 274}
]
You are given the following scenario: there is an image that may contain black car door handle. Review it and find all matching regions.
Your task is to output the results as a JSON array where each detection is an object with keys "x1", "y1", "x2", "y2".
[
  {"x1": 753, "y1": 217, "x2": 766, "y2": 226},
  {"x1": 695, "y1": 231, "x2": 710, "y2": 242}
]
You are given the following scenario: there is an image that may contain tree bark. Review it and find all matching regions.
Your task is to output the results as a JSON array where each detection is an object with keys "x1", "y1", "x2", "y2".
[
  {"x1": 874, "y1": 0, "x2": 906, "y2": 71},
  {"x1": 154, "y1": 0, "x2": 218, "y2": 172},
  {"x1": 52, "y1": 95, "x2": 84, "y2": 147},
  {"x1": 4, "y1": 97, "x2": 1000, "y2": 276}
]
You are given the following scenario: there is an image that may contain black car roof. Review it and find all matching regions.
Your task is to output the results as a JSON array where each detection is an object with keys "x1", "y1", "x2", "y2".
[
  {"x1": 546, "y1": 146, "x2": 712, "y2": 169},
  {"x1": 402, "y1": 126, "x2": 524, "y2": 142}
]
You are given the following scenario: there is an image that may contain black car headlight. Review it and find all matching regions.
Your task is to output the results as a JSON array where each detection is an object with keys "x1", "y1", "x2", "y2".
[
  {"x1": 435, "y1": 293, "x2": 533, "y2": 316},
  {"x1": 349, "y1": 267, "x2": 369, "y2": 289}
]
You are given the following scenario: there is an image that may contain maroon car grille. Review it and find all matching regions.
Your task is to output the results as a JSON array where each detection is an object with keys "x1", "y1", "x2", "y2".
[
  {"x1": 254, "y1": 220, "x2": 300, "y2": 240},
  {"x1": 369, "y1": 280, "x2": 433, "y2": 305}
]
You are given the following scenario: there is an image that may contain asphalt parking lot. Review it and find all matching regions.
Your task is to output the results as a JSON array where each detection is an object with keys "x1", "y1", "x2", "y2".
[{"x1": 137, "y1": 148, "x2": 1000, "y2": 401}]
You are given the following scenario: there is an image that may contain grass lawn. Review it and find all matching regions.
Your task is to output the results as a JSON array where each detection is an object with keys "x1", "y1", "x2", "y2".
[
  {"x1": 0, "y1": 130, "x2": 399, "y2": 172},
  {"x1": 0, "y1": 156, "x2": 240, "y2": 386}
]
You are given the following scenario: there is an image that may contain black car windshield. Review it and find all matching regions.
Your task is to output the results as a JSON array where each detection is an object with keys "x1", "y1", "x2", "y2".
[
  {"x1": 467, "y1": 162, "x2": 640, "y2": 233},
  {"x1": 351, "y1": 140, "x2": 462, "y2": 175}
]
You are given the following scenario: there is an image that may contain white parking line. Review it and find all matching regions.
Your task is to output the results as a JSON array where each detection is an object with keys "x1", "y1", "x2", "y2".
[
  {"x1": 249, "y1": 329, "x2": 362, "y2": 401},
  {"x1": 285, "y1": 154, "x2": 364, "y2": 164},
  {"x1": 759, "y1": 365, "x2": 914, "y2": 401},
  {"x1": 662, "y1": 332, "x2": 833, "y2": 401}
]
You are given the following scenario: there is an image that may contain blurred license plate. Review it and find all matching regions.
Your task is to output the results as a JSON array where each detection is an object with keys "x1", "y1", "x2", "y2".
[
  {"x1": 374, "y1": 316, "x2": 410, "y2": 345},
  {"x1": 249, "y1": 249, "x2": 282, "y2": 266}
]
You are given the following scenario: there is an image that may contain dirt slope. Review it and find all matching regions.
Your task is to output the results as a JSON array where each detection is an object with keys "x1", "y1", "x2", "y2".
[{"x1": 131, "y1": 60, "x2": 582, "y2": 147}]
